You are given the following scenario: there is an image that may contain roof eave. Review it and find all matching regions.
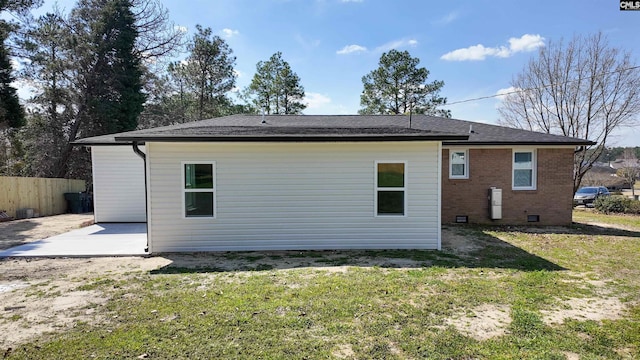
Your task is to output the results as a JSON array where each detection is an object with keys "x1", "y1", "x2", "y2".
[
  {"x1": 71, "y1": 140, "x2": 136, "y2": 146},
  {"x1": 442, "y1": 140, "x2": 596, "y2": 146},
  {"x1": 114, "y1": 135, "x2": 470, "y2": 142}
]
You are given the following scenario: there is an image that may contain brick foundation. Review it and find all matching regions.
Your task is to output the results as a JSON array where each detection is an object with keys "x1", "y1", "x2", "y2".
[{"x1": 441, "y1": 148, "x2": 574, "y2": 226}]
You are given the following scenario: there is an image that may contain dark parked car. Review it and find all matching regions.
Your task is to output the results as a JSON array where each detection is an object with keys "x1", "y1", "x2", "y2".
[{"x1": 573, "y1": 186, "x2": 610, "y2": 207}]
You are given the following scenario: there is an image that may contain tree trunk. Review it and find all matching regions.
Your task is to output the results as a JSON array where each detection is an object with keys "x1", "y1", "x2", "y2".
[{"x1": 54, "y1": 103, "x2": 86, "y2": 178}]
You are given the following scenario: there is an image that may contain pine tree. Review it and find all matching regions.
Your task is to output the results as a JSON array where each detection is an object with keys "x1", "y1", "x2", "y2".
[
  {"x1": 185, "y1": 25, "x2": 236, "y2": 120},
  {"x1": 0, "y1": 0, "x2": 41, "y2": 175},
  {"x1": 0, "y1": 29, "x2": 24, "y2": 128},
  {"x1": 0, "y1": 0, "x2": 41, "y2": 129},
  {"x1": 14, "y1": 0, "x2": 180, "y2": 178},
  {"x1": 359, "y1": 50, "x2": 450, "y2": 117},
  {"x1": 52, "y1": 0, "x2": 145, "y2": 178},
  {"x1": 88, "y1": 0, "x2": 145, "y2": 134},
  {"x1": 17, "y1": 11, "x2": 72, "y2": 177},
  {"x1": 247, "y1": 52, "x2": 306, "y2": 115}
]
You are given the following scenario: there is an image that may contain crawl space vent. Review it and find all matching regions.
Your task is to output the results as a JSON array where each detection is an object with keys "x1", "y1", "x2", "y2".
[
  {"x1": 527, "y1": 215, "x2": 540, "y2": 223},
  {"x1": 455, "y1": 215, "x2": 469, "y2": 223}
]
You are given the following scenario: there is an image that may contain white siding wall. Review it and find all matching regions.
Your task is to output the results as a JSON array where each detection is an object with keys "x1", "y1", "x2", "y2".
[
  {"x1": 92, "y1": 146, "x2": 146, "y2": 222},
  {"x1": 146, "y1": 142, "x2": 440, "y2": 252}
]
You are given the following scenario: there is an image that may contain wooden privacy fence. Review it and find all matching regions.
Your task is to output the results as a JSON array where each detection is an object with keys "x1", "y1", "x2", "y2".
[{"x1": 0, "y1": 176, "x2": 86, "y2": 218}]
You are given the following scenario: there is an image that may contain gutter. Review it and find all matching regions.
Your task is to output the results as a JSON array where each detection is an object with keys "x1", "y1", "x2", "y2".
[
  {"x1": 574, "y1": 145, "x2": 588, "y2": 153},
  {"x1": 443, "y1": 141, "x2": 596, "y2": 146},
  {"x1": 115, "y1": 134, "x2": 471, "y2": 143},
  {"x1": 132, "y1": 141, "x2": 149, "y2": 253}
]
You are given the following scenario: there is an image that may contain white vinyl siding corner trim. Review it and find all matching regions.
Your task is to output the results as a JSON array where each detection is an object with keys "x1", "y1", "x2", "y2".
[
  {"x1": 449, "y1": 149, "x2": 468, "y2": 179},
  {"x1": 512, "y1": 148, "x2": 537, "y2": 190},
  {"x1": 437, "y1": 143, "x2": 442, "y2": 251},
  {"x1": 181, "y1": 161, "x2": 216, "y2": 219},
  {"x1": 374, "y1": 160, "x2": 408, "y2": 217}
]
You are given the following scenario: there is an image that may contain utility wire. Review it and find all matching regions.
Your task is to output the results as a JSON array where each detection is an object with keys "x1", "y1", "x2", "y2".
[{"x1": 442, "y1": 65, "x2": 640, "y2": 106}]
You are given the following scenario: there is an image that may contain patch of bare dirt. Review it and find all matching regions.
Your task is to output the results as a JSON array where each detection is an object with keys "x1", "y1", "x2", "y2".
[
  {"x1": 615, "y1": 347, "x2": 635, "y2": 358},
  {"x1": 0, "y1": 256, "x2": 170, "y2": 347},
  {"x1": 541, "y1": 275, "x2": 627, "y2": 325},
  {"x1": 441, "y1": 274, "x2": 627, "y2": 340},
  {"x1": 441, "y1": 227, "x2": 482, "y2": 255},
  {"x1": 1, "y1": 288, "x2": 108, "y2": 347},
  {"x1": 162, "y1": 251, "x2": 426, "y2": 272},
  {"x1": 307, "y1": 266, "x2": 350, "y2": 274},
  {"x1": 445, "y1": 304, "x2": 512, "y2": 340},
  {"x1": 442, "y1": 227, "x2": 481, "y2": 254},
  {"x1": 563, "y1": 352, "x2": 580, "y2": 360},
  {"x1": 0, "y1": 250, "x2": 433, "y2": 348},
  {"x1": 332, "y1": 344, "x2": 355, "y2": 359},
  {"x1": 0, "y1": 214, "x2": 95, "y2": 250},
  {"x1": 541, "y1": 297, "x2": 625, "y2": 325}
]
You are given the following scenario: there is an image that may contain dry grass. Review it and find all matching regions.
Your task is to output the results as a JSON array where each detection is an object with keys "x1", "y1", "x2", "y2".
[{"x1": 1, "y1": 213, "x2": 639, "y2": 359}]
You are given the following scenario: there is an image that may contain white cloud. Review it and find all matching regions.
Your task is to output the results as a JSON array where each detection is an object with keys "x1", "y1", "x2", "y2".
[
  {"x1": 304, "y1": 92, "x2": 332, "y2": 109},
  {"x1": 295, "y1": 34, "x2": 321, "y2": 50},
  {"x1": 433, "y1": 11, "x2": 459, "y2": 26},
  {"x1": 335, "y1": 38, "x2": 417, "y2": 55},
  {"x1": 441, "y1": 44, "x2": 510, "y2": 61},
  {"x1": 336, "y1": 44, "x2": 367, "y2": 55},
  {"x1": 441, "y1": 34, "x2": 545, "y2": 61},
  {"x1": 221, "y1": 28, "x2": 239, "y2": 38},
  {"x1": 494, "y1": 86, "x2": 525, "y2": 110},
  {"x1": 495, "y1": 86, "x2": 519, "y2": 100},
  {"x1": 375, "y1": 38, "x2": 418, "y2": 53},
  {"x1": 233, "y1": 69, "x2": 243, "y2": 78},
  {"x1": 174, "y1": 25, "x2": 188, "y2": 33},
  {"x1": 508, "y1": 34, "x2": 545, "y2": 52}
]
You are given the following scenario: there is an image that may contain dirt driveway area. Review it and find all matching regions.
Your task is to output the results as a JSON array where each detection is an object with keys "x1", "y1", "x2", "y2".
[
  {"x1": 0, "y1": 213, "x2": 156, "y2": 346},
  {"x1": 0, "y1": 214, "x2": 94, "y2": 250}
]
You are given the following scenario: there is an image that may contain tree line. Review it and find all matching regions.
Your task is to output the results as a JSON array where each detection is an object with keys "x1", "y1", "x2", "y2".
[
  {"x1": 597, "y1": 147, "x2": 640, "y2": 163},
  {"x1": 0, "y1": 1, "x2": 638, "y2": 195},
  {"x1": 0, "y1": 0, "x2": 449, "y2": 182}
]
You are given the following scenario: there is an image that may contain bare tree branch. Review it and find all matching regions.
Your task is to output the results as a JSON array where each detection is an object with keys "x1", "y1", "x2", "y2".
[
  {"x1": 498, "y1": 32, "x2": 640, "y2": 193},
  {"x1": 131, "y1": 0, "x2": 185, "y2": 61}
]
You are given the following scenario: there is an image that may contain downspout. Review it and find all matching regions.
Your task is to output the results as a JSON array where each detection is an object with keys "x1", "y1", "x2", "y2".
[{"x1": 132, "y1": 141, "x2": 149, "y2": 253}]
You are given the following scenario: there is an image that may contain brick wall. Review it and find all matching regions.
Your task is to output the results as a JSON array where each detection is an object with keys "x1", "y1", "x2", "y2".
[{"x1": 441, "y1": 148, "x2": 574, "y2": 225}]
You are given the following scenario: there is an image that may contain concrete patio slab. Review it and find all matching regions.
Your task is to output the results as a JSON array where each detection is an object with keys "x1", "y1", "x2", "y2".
[{"x1": 0, "y1": 223, "x2": 147, "y2": 257}]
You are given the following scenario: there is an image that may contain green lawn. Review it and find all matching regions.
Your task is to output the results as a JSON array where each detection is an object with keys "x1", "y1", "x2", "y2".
[
  {"x1": 4, "y1": 213, "x2": 640, "y2": 359},
  {"x1": 573, "y1": 207, "x2": 640, "y2": 229}
]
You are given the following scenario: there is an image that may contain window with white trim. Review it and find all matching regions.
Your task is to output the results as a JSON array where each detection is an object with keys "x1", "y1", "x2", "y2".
[
  {"x1": 375, "y1": 161, "x2": 406, "y2": 216},
  {"x1": 512, "y1": 150, "x2": 536, "y2": 190},
  {"x1": 449, "y1": 150, "x2": 468, "y2": 179},
  {"x1": 183, "y1": 162, "x2": 215, "y2": 217}
]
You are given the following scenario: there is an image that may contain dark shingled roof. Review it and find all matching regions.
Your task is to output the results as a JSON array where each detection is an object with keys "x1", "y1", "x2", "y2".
[
  {"x1": 73, "y1": 114, "x2": 594, "y2": 146},
  {"x1": 419, "y1": 116, "x2": 594, "y2": 145}
]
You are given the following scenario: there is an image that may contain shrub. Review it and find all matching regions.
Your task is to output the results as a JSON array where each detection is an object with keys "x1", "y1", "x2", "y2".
[
  {"x1": 594, "y1": 195, "x2": 640, "y2": 214},
  {"x1": 594, "y1": 196, "x2": 629, "y2": 214},
  {"x1": 627, "y1": 200, "x2": 640, "y2": 214}
]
